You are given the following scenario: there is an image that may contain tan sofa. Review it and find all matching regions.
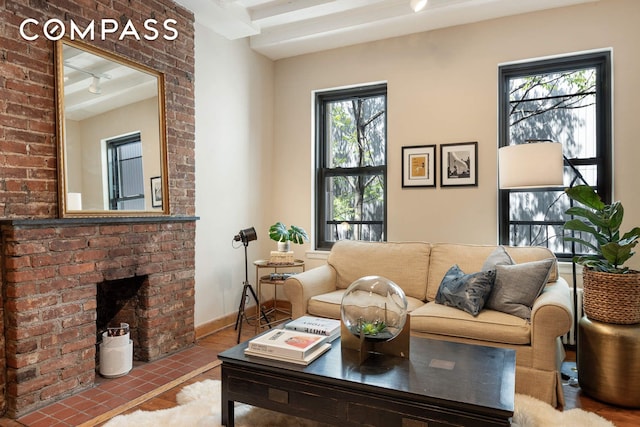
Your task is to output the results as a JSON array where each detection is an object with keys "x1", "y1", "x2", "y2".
[{"x1": 284, "y1": 240, "x2": 573, "y2": 407}]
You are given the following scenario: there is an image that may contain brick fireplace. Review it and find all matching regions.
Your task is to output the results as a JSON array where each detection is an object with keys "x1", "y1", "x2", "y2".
[
  {"x1": 0, "y1": 0, "x2": 196, "y2": 418},
  {"x1": 0, "y1": 218, "x2": 197, "y2": 417}
]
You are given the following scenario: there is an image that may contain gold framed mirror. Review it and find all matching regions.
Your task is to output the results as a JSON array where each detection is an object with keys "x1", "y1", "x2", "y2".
[{"x1": 55, "y1": 38, "x2": 169, "y2": 217}]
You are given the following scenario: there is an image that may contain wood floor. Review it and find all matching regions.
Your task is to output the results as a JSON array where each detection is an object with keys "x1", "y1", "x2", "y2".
[{"x1": 2, "y1": 324, "x2": 639, "y2": 426}]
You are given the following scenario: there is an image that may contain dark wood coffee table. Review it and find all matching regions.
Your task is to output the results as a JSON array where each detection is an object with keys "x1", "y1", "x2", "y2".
[{"x1": 219, "y1": 335, "x2": 515, "y2": 427}]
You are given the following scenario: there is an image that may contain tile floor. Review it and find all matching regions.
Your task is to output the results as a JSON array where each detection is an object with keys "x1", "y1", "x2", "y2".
[{"x1": 14, "y1": 345, "x2": 219, "y2": 427}]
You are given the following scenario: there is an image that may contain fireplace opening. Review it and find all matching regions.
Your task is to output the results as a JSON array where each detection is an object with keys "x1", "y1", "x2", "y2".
[{"x1": 96, "y1": 276, "x2": 147, "y2": 365}]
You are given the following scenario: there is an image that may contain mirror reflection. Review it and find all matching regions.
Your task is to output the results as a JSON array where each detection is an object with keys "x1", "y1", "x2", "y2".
[{"x1": 56, "y1": 38, "x2": 168, "y2": 216}]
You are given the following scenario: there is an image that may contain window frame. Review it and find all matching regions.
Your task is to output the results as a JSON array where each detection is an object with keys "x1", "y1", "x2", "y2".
[
  {"x1": 314, "y1": 83, "x2": 388, "y2": 250},
  {"x1": 106, "y1": 132, "x2": 145, "y2": 211},
  {"x1": 498, "y1": 51, "x2": 612, "y2": 260}
]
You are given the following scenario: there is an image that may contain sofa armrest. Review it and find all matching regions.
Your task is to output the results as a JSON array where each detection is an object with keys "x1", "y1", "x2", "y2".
[
  {"x1": 284, "y1": 264, "x2": 337, "y2": 319},
  {"x1": 530, "y1": 277, "x2": 573, "y2": 370}
]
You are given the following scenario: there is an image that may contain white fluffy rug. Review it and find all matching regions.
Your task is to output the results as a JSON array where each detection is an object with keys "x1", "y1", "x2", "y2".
[{"x1": 104, "y1": 379, "x2": 615, "y2": 427}]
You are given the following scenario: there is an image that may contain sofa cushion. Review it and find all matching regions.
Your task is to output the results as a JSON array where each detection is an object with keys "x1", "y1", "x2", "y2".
[
  {"x1": 427, "y1": 243, "x2": 559, "y2": 301},
  {"x1": 307, "y1": 289, "x2": 425, "y2": 320},
  {"x1": 482, "y1": 246, "x2": 514, "y2": 271},
  {"x1": 485, "y1": 259, "x2": 555, "y2": 320},
  {"x1": 435, "y1": 265, "x2": 495, "y2": 316},
  {"x1": 327, "y1": 240, "x2": 431, "y2": 300},
  {"x1": 504, "y1": 246, "x2": 558, "y2": 282},
  {"x1": 410, "y1": 302, "x2": 531, "y2": 345}
]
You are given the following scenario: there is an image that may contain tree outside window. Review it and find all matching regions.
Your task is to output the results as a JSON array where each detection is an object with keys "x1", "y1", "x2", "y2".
[{"x1": 315, "y1": 84, "x2": 387, "y2": 250}]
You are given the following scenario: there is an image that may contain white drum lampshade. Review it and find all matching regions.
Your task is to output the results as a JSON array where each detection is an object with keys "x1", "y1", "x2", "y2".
[{"x1": 498, "y1": 142, "x2": 564, "y2": 189}]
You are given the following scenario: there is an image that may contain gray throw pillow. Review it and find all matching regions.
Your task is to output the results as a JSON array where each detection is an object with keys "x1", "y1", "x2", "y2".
[
  {"x1": 436, "y1": 265, "x2": 496, "y2": 316},
  {"x1": 482, "y1": 246, "x2": 514, "y2": 271},
  {"x1": 485, "y1": 258, "x2": 555, "y2": 320}
]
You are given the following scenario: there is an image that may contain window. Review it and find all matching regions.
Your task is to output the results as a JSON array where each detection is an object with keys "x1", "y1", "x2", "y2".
[
  {"x1": 498, "y1": 51, "x2": 612, "y2": 260},
  {"x1": 315, "y1": 84, "x2": 387, "y2": 250},
  {"x1": 107, "y1": 133, "x2": 145, "y2": 210}
]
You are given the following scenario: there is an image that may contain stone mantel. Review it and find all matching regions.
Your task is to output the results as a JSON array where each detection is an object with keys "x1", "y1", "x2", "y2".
[{"x1": 0, "y1": 216, "x2": 199, "y2": 228}]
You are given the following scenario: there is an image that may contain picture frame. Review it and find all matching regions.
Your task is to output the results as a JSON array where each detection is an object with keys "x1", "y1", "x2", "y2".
[
  {"x1": 150, "y1": 176, "x2": 163, "y2": 208},
  {"x1": 402, "y1": 145, "x2": 436, "y2": 188},
  {"x1": 440, "y1": 142, "x2": 478, "y2": 187}
]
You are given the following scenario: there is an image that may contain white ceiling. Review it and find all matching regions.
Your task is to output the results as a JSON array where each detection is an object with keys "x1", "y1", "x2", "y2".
[
  {"x1": 63, "y1": 44, "x2": 157, "y2": 121},
  {"x1": 174, "y1": 0, "x2": 598, "y2": 60}
]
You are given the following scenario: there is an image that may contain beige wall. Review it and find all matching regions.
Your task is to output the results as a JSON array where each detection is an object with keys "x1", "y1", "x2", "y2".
[
  {"x1": 271, "y1": 0, "x2": 640, "y2": 271},
  {"x1": 194, "y1": 0, "x2": 640, "y2": 327}
]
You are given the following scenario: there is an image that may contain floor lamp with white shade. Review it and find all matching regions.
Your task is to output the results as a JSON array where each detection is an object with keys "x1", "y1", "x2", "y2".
[{"x1": 498, "y1": 141, "x2": 580, "y2": 385}]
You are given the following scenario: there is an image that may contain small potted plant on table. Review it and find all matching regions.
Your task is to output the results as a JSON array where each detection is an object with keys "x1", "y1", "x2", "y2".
[{"x1": 268, "y1": 222, "x2": 309, "y2": 252}]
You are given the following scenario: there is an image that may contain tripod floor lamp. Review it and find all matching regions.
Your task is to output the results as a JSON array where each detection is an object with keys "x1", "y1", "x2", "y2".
[{"x1": 232, "y1": 227, "x2": 270, "y2": 343}]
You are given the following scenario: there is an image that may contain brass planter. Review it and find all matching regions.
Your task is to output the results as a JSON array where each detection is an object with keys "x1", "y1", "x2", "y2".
[
  {"x1": 578, "y1": 316, "x2": 640, "y2": 408},
  {"x1": 583, "y1": 268, "x2": 640, "y2": 325}
]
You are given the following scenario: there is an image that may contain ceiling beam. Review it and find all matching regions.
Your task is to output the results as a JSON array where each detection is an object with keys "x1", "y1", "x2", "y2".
[
  {"x1": 249, "y1": 0, "x2": 335, "y2": 22},
  {"x1": 176, "y1": 0, "x2": 600, "y2": 59},
  {"x1": 175, "y1": 0, "x2": 259, "y2": 39}
]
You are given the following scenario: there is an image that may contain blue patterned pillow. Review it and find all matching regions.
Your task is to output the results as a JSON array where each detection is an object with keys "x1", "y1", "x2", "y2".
[{"x1": 435, "y1": 265, "x2": 496, "y2": 316}]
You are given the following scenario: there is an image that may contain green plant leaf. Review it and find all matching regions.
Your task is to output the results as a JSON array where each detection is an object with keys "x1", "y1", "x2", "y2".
[
  {"x1": 600, "y1": 242, "x2": 631, "y2": 266},
  {"x1": 621, "y1": 227, "x2": 640, "y2": 244},
  {"x1": 287, "y1": 225, "x2": 309, "y2": 245},
  {"x1": 607, "y1": 202, "x2": 624, "y2": 232},
  {"x1": 574, "y1": 255, "x2": 602, "y2": 266},
  {"x1": 564, "y1": 235, "x2": 599, "y2": 253},
  {"x1": 565, "y1": 206, "x2": 609, "y2": 231},
  {"x1": 268, "y1": 222, "x2": 289, "y2": 242},
  {"x1": 563, "y1": 219, "x2": 605, "y2": 245},
  {"x1": 565, "y1": 185, "x2": 605, "y2": 210}
]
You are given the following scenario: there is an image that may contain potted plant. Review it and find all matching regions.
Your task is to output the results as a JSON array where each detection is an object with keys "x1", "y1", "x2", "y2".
[
  {"x1": 564, "y1": 185, "x2": 640, "y2": 324},
  {"x1": 268, "y1": 222, "x2": 309, "y2": 252}
]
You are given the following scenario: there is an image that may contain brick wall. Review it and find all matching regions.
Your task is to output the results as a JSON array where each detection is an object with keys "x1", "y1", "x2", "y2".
[
  {"x1": 0, "y1": 0, "x2": 195, "y2": 218},
  {"x1": 0, "y1": 0, "x2": 197, "y2": 418}
]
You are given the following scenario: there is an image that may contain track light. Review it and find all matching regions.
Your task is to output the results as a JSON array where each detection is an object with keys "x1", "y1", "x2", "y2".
[
  {"x1": 63, "y1": 62, "x2": 111, "y2": 95},
  {"x1": 88, "y1": 76, "x2": 101, "y2": 94},
  {"x1": 410, "y1": 0, "x2": 428, "y2": 12}
]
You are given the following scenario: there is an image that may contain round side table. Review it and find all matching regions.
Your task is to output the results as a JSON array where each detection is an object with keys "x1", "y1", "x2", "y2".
[{"x1": 578, "y1": 316, "x2": 640, "y2": 408}]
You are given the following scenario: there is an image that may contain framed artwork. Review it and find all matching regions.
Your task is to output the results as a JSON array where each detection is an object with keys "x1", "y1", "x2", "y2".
[
  {"x1": 150, "y1": 176, "x2": 163, "y2": 208},
  {"x1": 402, "y1": 145, "x2": 436, "y2": 188},
  {"x1": 440, "y1": 142, "x2": 478, "y2": 187}
]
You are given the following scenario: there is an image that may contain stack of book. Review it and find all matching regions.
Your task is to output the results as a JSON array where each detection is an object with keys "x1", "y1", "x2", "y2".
[
  {"x1": 269, "y1": 251, "x2": 294, "y2": 264},
  {"x1": 245, "y1": 329, "x2": 331, "y2": 365},
  {"x1": 269, "y1": 272, "x2": 295, "y2": 281},
  {"x1": 284, "y1": 315, "x2": 341, "y2": 342}
]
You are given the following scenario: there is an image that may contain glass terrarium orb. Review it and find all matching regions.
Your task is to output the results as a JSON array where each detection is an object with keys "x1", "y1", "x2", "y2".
[{"x1": 341, "y1": 275, "x2": 408, "y2": 342}]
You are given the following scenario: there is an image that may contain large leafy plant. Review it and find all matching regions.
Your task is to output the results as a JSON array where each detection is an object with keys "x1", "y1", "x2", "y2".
[
  {"x1": 268, "y1": 222, "x2": 309, "y2": 245},
  {"x1": 564, "y1": 185, "x2": 640, "y2": 273}
]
